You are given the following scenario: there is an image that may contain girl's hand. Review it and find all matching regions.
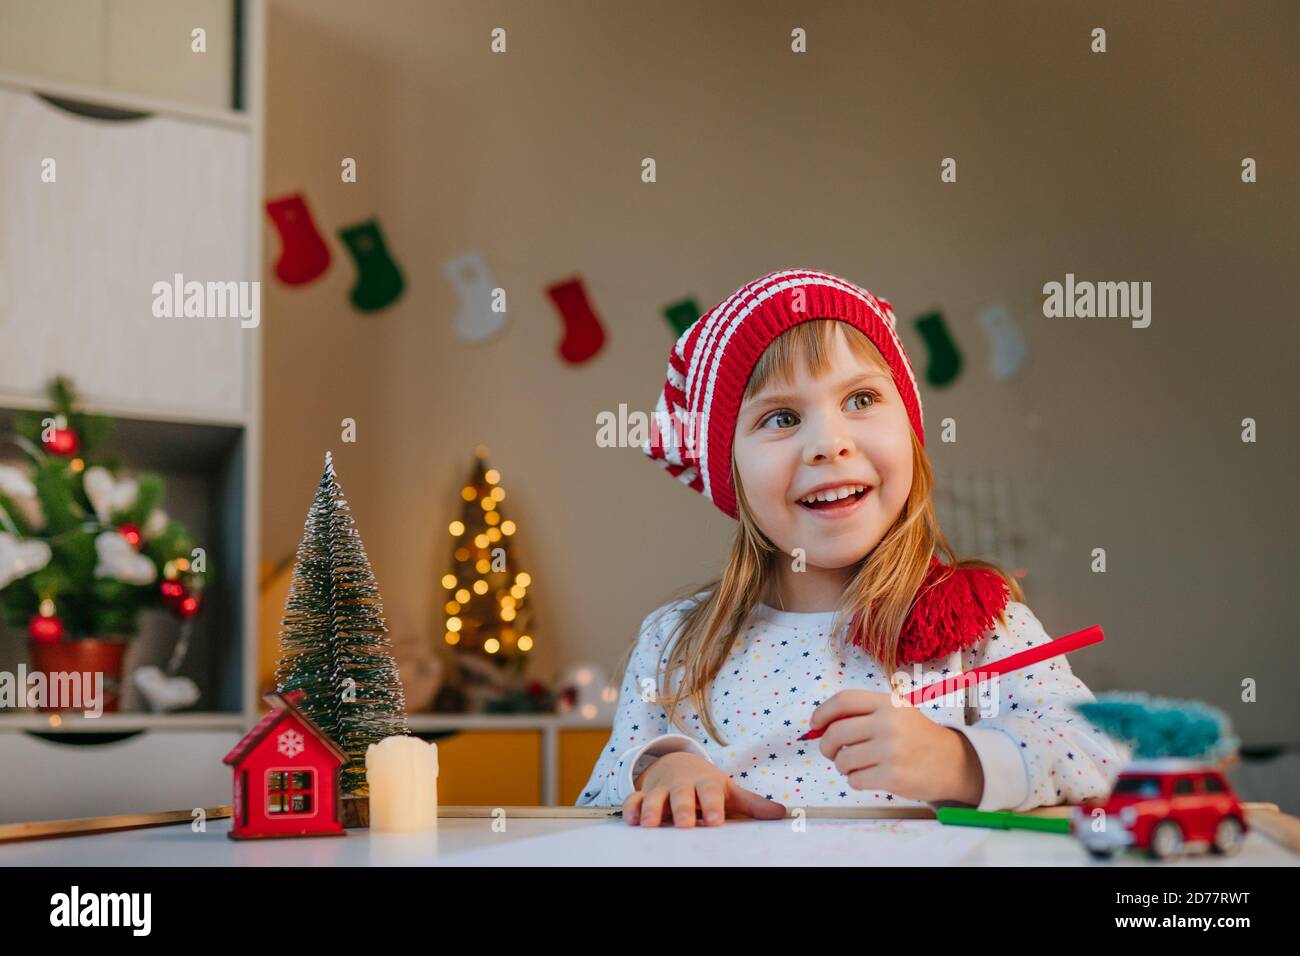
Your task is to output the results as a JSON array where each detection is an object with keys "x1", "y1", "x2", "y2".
[
  {"x1": 810, "y1": 690, "x2": 984, "y2": 805},
  {"x1": 623, "y1": 752, "x2": 787, "y2": 827}
]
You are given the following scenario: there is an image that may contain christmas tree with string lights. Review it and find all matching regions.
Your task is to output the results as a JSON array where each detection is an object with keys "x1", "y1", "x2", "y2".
[
  {"x1": 439, "y1": 447, "x2": 536, "y2": 681},
  {"x1": 274, "y1": 452, "x2": 408, "y2": 795}
]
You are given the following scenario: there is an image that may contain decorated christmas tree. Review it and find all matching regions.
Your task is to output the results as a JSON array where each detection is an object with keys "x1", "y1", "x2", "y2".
[
  {"x1": 439, "y1": 447, "x2": 544, "y2": 711},
  {"x1": 0, "y1": 376, "x2": 206, "y2": 641},
  {"x1": 275, "y1": 452, "x2": 408, "y2": 795}
]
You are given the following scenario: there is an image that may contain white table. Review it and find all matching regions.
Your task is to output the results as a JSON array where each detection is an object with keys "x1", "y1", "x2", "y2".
[{"x1": 3, "y1": 815, "x2": 1295, "y2": 866}]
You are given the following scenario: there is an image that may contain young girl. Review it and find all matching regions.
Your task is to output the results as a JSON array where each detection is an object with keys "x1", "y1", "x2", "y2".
[{"x1": 577, "y1": 268, "x2": 1129, "y2": 827}]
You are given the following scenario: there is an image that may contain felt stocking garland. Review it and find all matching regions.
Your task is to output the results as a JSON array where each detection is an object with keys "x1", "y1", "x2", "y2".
[
  {"x1": 546, "y1": 276, "x2": 606, "y2": 365},
  {"x1": 913, "y1": 310, "x2": 962, "y2": 387},
  {"x1": 664, "y1": 297, "x2": 700, "y2": 337},
  {"x1": 443, "y1": 250, "x2": 506, "y2": 342},
  {"x1": 339, "y1": 218, "x2": 404, "y2": 312},
  {"x1": 265, "y1": 193, "x2": 331, "y2": 286}
]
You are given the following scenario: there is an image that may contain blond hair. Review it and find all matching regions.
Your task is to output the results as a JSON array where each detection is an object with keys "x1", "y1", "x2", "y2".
[{"x1": 629, "y1": 319, "x2": 1023, "y2": 746}]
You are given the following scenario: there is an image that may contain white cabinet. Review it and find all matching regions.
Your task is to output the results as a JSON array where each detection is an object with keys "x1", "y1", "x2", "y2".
[
  {"x1": 0, "y1": 88, "x2": 251, "y2": 422},
  {"x1": 0, "y1": 1, "x2": 266, "y2": 827},
  {"x1": 0, "y1": 0, "x2": 235, "y2": 112},
  {"x1": 0, "y1": 728, "x2": 240, "y2": 825}
]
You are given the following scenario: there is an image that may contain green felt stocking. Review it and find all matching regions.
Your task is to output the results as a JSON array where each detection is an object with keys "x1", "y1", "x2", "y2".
[
  {"x1": 663, "y1": 297, "x2": 701, "y2": 337},
  {"x1": 339, "y1": 219, "x2": 404, "y2": 312},
  {"x1": 913, "y1": 310, "x2": 963, "y2": 387}
]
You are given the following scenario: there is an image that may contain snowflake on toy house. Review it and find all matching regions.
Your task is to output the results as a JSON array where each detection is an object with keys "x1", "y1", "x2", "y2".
[{"x1": 437, "y1": 447, "x2": 549, "y2": 714}]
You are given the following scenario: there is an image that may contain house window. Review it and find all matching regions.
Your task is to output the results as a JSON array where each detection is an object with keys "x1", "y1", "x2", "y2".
[{"x1": 267, "y1": 769, "x2": 315, "y2": 814}]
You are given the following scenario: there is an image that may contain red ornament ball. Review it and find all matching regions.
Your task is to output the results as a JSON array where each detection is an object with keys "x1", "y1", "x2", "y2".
[
  {"x1": 177, "y1": 595, "x2": 201, "y2": 619},
  {"x1": 118, "y1": 523, "x2": 143, "y2": 549},
  {"x1": 28, "y1": 615, "x2": 66, "y2": 644},
  {"x1": 160, "y1": 580, "x2": 185, "y2": 607},
  {"x1": 42, "y1": 428, "x2": 79, "y2": 456}
]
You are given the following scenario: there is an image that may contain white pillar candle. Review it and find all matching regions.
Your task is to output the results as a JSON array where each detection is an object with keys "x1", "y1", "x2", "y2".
[{"x1": 365, "y1": 735, "x2": 439, "y2": 832}]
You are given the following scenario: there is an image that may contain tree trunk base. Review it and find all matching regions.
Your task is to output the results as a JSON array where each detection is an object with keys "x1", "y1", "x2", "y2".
[{"x1": 341, "y1": 795, "x2": 369, "y2": 829}]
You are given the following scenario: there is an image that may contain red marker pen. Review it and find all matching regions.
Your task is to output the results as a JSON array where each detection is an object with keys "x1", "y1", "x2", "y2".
[{"x1": 796, "y1": 624, "x2": 1104, "y2": 741}]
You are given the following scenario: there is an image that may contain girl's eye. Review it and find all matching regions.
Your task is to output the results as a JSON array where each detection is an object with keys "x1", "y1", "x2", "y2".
[
  {"x1": 760, "y1": 409, "x2": 799, "y2": 430},
  {"x1": 848, "y1": 389, "x2": 880, "y2": 411}
]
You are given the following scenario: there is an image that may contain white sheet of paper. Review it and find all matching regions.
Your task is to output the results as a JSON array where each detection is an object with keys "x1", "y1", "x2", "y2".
[{"x1": 437, "y1": 817, "x2": 992, "y2": 867}]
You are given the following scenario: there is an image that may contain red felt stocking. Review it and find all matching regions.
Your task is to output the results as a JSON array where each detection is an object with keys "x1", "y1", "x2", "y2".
[
  {"x1": 265, "y1": 193, "x2": 331, "y2": 286},
  {"x1": 546, "y1": 276, "x2": 606, "y2": 365}
]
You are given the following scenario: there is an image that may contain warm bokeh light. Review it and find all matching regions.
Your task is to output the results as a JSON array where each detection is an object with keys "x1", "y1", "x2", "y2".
[{"x1": 439, "y1": 458, "x2": 532, "y2": 663}]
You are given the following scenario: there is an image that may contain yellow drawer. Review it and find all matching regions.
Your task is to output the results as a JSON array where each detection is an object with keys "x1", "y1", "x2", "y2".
[{"x1": 413, "y1": 727, "x2": 612, "y2": 806}]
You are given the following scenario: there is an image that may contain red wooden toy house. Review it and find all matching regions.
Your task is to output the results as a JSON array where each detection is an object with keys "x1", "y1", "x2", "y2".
[{"x1": 222, "y1": 689, "x2": 348, "y2": 840}]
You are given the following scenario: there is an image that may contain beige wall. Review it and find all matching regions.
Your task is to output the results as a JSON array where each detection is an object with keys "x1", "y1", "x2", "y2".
[{"x1": 249, "y1": 1, "x2": 1299, "y2": 742}]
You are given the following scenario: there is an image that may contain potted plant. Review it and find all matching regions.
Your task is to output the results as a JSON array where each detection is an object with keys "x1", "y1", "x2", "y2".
[{"x1": 0, "y1": 378, "x2": 208, "y2": 712}]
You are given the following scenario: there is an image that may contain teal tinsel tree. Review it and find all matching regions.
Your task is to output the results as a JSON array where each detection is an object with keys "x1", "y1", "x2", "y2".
[
  {"x1": 1074, "y1": 692, "x2": 1239, "y2": 762},
  {"x1": 275, "y1": 452, "x2": 408, "y2": 795}
]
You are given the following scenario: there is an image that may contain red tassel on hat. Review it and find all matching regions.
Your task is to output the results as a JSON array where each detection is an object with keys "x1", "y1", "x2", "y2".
[{"x1": 852, "y1": 556, "x2": 1013, "y2": 665}]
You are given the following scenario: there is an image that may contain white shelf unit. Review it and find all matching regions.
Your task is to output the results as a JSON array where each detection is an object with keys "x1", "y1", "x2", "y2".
[{"x1": 0, "y1": 1, "x2": 266, "y2": 822}]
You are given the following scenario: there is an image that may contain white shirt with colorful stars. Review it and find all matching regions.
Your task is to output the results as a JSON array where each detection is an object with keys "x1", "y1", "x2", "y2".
[{"x1": 577, "y1": 597, "x2": 1131, "y2": 812}]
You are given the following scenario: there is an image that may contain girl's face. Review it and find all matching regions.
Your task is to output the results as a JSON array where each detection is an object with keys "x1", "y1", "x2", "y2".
[{"x1": 732, "y1": 325, "x2": 913, "y2": 572}]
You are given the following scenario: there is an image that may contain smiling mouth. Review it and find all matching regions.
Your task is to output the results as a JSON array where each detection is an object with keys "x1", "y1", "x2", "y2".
[{"x1": 797, "y1": 487, "x2": 870, "y2": 512}]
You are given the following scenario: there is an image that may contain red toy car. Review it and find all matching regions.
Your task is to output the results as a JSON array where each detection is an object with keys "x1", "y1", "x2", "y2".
[{"x1": 1071, "y1": 758, "x2": 1248, "y2": 860}]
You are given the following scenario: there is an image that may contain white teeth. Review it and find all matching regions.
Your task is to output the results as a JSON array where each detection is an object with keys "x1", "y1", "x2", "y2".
[{"x1": 799, "y1": 484, "x2": 866, "y2": 504}]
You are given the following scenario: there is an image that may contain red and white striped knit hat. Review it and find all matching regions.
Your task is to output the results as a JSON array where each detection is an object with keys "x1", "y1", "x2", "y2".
[{"x1": 643, "y1": 268, "x2": 924, "y2": 520}]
